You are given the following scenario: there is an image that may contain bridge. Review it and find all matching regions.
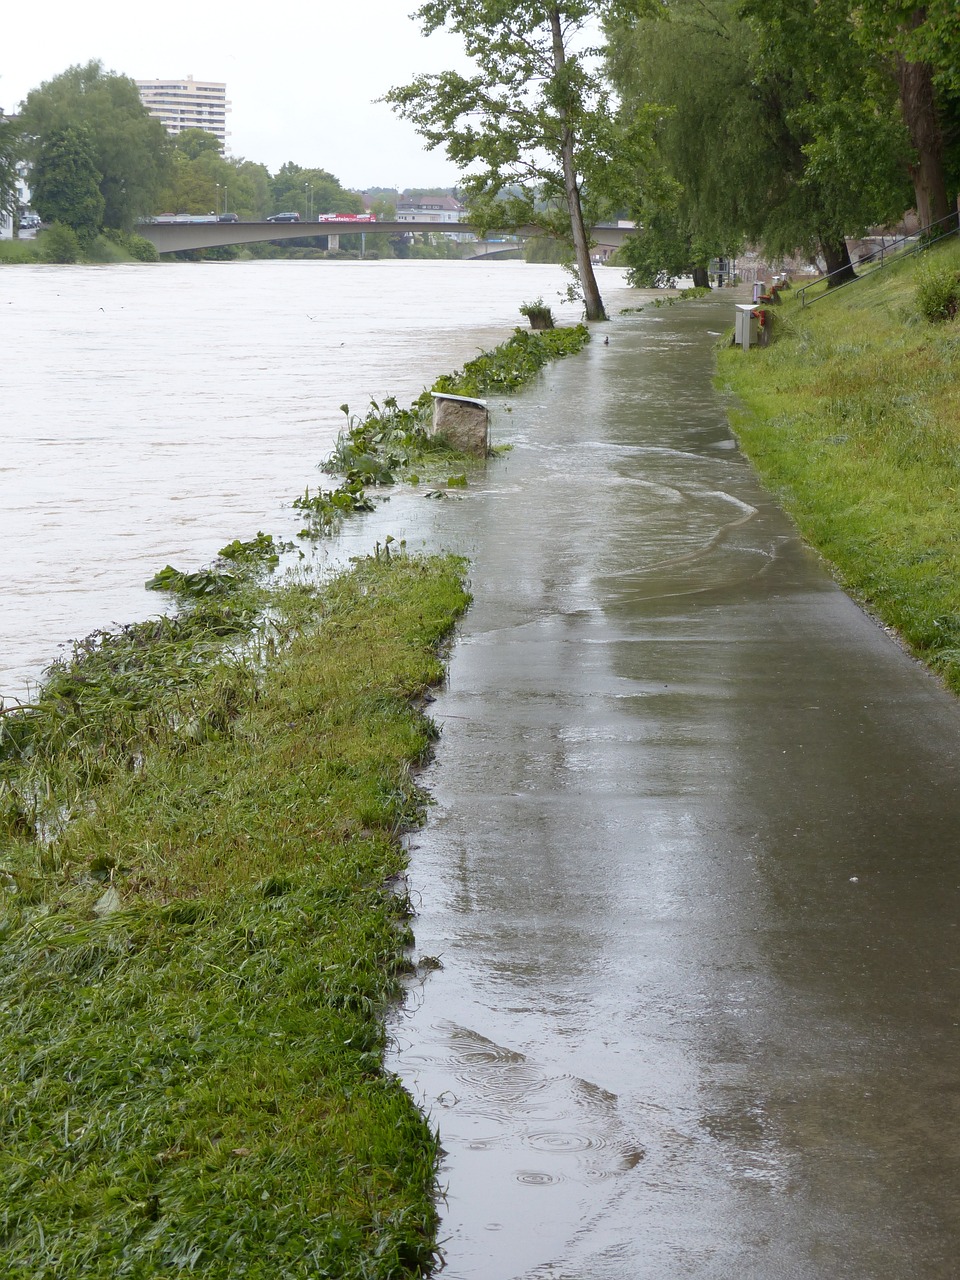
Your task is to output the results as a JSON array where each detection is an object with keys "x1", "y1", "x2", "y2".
[{"x1": 137, "y1": 218, "x2": 635, "y2": 256}]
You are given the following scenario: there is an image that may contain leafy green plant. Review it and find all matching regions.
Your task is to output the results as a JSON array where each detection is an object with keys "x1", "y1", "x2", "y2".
[
  {"x1": 915, "y1": 258, "x2": 960, "y2": 321},
  {"x1": 519, "y1": 297, "x2": 555, "y2": 329},
  {"x1": 38, "y1": 221, "x2": 81, "y2": 263},
  {"x1": 433, "y1": 325, "x2": 590, "y2": 398}
]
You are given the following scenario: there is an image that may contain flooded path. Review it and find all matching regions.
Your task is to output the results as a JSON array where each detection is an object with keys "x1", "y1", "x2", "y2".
[{"x1": 389, "y1": 296, "x2": 960, "y2": 1277}]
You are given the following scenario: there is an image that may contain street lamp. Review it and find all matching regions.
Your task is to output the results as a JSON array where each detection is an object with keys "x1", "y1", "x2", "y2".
[{"x1": 304, "y1": 182, "x2": 314, "y2": 220}]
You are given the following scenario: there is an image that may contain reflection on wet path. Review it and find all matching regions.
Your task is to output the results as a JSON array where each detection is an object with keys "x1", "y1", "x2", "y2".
[{"x1": 390, "y1": 298, "x2": 960, "y2": 1278}]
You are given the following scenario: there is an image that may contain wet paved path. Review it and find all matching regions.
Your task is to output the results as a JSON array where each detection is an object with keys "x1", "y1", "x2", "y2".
[{"x1": 388, "y1": 296, "x2": 960, "y2": 1278}]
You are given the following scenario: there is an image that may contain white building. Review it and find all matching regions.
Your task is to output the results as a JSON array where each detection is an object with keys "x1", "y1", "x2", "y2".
[
  {"x1": 135, "y1": 77, "x2": 231, "y2": 147},
  {"x1": 395, "y1": 194, "x2": 465, "y2": 225},
  {"x1": 395, "y1": 194, "x2": 472, "y2": 242}
]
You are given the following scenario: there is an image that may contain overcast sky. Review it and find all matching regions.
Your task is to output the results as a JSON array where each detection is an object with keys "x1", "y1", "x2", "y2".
[{"x1": 2, "y1": 3, "x2": 472, "y2": 189}]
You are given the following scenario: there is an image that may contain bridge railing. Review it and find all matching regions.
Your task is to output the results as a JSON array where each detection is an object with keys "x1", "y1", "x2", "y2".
[{"x1": 797, "y1": 210, "x2": 960, "y2": 308}]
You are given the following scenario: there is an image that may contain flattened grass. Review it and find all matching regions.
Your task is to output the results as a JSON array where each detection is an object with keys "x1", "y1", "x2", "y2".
[
  {"x1": 719, "y1": 237, "x2": 960, "y2": 691},
  {"x1": 0, "y1": 553, "x2": 469, "y2": 1277}
]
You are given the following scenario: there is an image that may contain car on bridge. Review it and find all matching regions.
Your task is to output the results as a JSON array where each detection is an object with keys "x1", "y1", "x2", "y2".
[
  {"x1": 218, "y1": 213, "x2": 240, "y2": 223},
  {"x1": 267, "y1": 212, "x2": 300, "y2": 222}
]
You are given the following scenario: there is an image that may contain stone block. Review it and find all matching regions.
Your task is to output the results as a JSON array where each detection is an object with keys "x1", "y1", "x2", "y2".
[{"x1": 430, "y1": 394, "x2": 489, "y2": 455}]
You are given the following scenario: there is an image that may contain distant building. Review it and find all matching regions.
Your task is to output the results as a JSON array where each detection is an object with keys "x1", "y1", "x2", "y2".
[
  {"x1": 395, "y1": 194, "x2": 465, "y2": 225},
  {"x1": 396, "y1": 194, "x2": 472, "y2": 242},
  {"x1": 135, "y1": 76, "x2": 231, "y2": 147}
]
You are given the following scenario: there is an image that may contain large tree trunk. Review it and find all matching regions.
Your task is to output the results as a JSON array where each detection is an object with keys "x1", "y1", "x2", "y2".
[
  {"x1": 821, "y1": 234, "x2": 857, "y2": 286},
  {"x1": 549, "y1": 6, "x2": 607, "y2": 322},
  {"x1": 691, "y1": 265, "x2": 709, "y2": 288},
  {"x1": 895, "y1": 10, "x2": 953, "y2": 230}
]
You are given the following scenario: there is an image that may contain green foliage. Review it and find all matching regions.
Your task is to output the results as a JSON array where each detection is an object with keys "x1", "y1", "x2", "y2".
[
  {"x1": 156, "y1": 147, "x2": 272, "y2": 220},
  {"x1": 0, "y1": 113, "x2": 17, "y2": 221},
  {"x1": 519, "y1": 297, "x2": 555, "y2": 327},
  {"x1": 433, "y1": 324, "x2": 590, "y2": 397},
  {"x1": 38, "y1": 221, "x2": 82, "y2": 263},
  {"x1": 217, "y1": 531, "x2": 286, "y2": 568},
  {"x1": 269, "y1": 160, "x2": 363, "y2": 218},
  {"x1": 294, "y1": 481, "x2": 377, "y2": 538},
  {"x1": 915, "y1": 257, "x2": 960, "y2": 321},
  {"x1": 31, "y1": 126, "x2": 104, "y2": 242},
  {"x1": 19, "y1": 61, "x2": 172, "y2": 230},
  {"x1": 102, "y1": 227, "x2": 159, "y2": 261},
  {"x1": 523, "y1": 235, "x2": 573, "y2": 264},
  {"x1": 607, "y1": 0, "x2": 911, "y2": 275},
  {"x1": 174, "y1": 127, "x2": 223, "y2": 160},
  {"x1": 0, "y1": 238, "x2": 41, "y2": 264}
]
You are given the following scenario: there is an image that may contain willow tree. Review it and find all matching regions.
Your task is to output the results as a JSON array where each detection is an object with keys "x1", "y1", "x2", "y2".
[
  {"x1": 608, "y1": 0, "x2": 911, "y2": 284},
  {"x1": 386, "y1": 1, "x2": 646, "y2": 322}
]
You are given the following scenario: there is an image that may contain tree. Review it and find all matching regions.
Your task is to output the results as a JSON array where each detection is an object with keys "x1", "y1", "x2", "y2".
[
  {"x1": 18, "y1": 61, "x2": 170, "y2": 229},
  {"x1": 607, "y1": 0, "x2": 911, "y2": 284},
  {"x1": 154, "y1": 146, "x2": 271, "y2": 219},
  {"x1": 174, "y1": 128, "x2": 223, "y2": 161},
  {"x1": 30, "y1": 126, "x2": 105, "y2": 242},
  {"x1": 854, "y1": 2, "x2": 959, "y2": 229},
  {"x1": 386, "y1": 1, "x2": 646, "y2": 322},
  {"x1": 269, "y1": 162, "x2": 362, "y2": 218},
  {"x1": 0, "y1": 108, "x2": 19, "y2": 222}
]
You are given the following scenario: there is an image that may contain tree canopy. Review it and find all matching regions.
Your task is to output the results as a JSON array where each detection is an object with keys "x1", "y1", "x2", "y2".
[
  {"x1": 269, "y1": 162, "x2": 363, "y2": 218},
  {"x1": 607, "y1": 0, "x2": 914, "y2": 283},
  {"x1": 30, "y1": 125, "x2": 105, "y2": 241},
  {"x1": 18, "y1": 61, "x2": 171, "y2": 230}
]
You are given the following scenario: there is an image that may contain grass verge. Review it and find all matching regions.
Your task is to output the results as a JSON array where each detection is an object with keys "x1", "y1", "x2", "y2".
[
  {"x1": 718, "y1": 235, "x2": 960, "y2": 691},
  {"x1": 0, "y1": 550, "x2": 470, "y2": 1277}
]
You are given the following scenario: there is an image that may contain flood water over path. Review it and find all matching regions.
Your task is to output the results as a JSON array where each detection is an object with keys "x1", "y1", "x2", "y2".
[
  {"x1": 391, "y1": 297, "x2": 960, "y2": 1278},
  {"x1": 0, "y1": 259, "x2": 590, "y2": 698}
]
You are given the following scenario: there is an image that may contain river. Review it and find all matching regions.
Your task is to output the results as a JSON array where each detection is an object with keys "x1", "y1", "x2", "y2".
[{"x1": 1, "y1": 258, "x2": 625, "y2": 700}]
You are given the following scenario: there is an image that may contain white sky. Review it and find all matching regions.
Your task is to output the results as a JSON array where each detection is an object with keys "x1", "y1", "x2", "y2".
[{"x1": 2, "y1": 3, "x2": 471, "y2": 190}]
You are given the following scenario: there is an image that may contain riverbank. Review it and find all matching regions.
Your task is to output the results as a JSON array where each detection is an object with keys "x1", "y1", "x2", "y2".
[
  {"x1": 718, "y1": 235, "x2": 960, "y2": 692},
  {"x1": 0, "y1": 317, "x2": 594, "y2": 1276},
  {"x1": 0, "y1": 551, "x2": 469, "y2": 1277}
]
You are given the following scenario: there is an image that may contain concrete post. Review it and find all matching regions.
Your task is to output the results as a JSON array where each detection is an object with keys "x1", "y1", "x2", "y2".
[{"x1": 430, "y1": 393, "x2": 489, "y2": 455}]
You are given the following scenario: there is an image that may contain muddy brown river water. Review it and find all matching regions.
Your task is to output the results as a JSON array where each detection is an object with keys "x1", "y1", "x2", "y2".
[{"x1": 378, "y1": 296, "x2": 960, "y2": 1278}]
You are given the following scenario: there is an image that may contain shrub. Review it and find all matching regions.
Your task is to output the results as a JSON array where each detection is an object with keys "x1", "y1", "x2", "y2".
[
  {"x1": 38, "y1": 222, "x2": 81, "y2": 263},
  {"x1": 519, "y1": 297, "x2": 555, "y2": 329},
  {"x1": 915, "y1": 258, "x2": 960, "y2": 322},
  {"x1": 0, "y1": 239, "x2": 40, "y2": 264}
]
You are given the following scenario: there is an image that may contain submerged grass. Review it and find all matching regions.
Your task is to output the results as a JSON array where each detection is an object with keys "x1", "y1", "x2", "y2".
[
  {"x1": 0, "y1": 551, "x2": 470, "y2": 1277},
  {"x1": 718, "y1": 236, "x2": 960, "y2": 690},
  {"x1": 297, "y1": 325, "x2": 591, "y2": 539}
]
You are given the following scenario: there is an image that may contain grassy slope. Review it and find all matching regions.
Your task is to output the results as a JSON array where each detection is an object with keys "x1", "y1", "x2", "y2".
[
  {"x1": 718, "y1": 237, "x2": 960, "y2": 691},
  {"x1": 0, "y1": 554, "x2": 469, "y2": 1278}
]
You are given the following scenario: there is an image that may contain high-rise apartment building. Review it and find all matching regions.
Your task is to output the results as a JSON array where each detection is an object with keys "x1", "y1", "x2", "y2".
[{"x1": 135, "y1": 76, "x2": 231, "y2": 147}]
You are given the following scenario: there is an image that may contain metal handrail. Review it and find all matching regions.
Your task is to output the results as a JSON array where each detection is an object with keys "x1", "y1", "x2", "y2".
[{"x1": 796, "y1": 210, "x2": 960, "y2": 307}]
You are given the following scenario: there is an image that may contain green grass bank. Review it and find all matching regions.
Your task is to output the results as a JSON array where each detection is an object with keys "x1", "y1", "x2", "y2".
[
  {"x1": 0, "y1": 553, "x2": 469, "y2": 1277},
  {"x1": 718, "y1": 236, "x2": 960, "y2": 692}
]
